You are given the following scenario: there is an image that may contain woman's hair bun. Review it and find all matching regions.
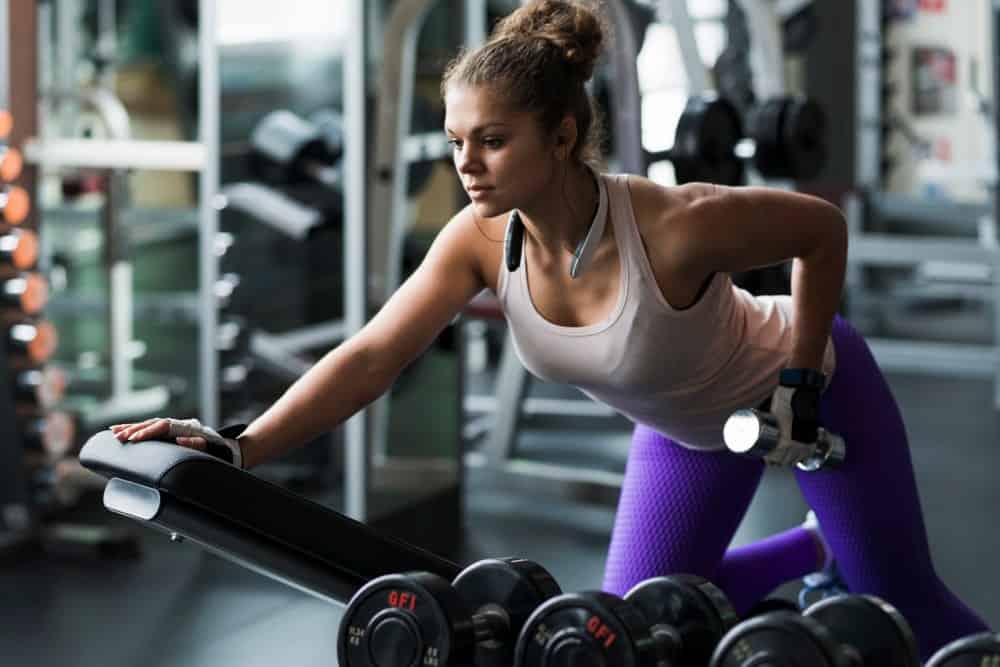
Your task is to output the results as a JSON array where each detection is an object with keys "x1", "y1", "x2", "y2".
[{"x1": 493, "y1": 0, "x2": 606, "y2": 81}]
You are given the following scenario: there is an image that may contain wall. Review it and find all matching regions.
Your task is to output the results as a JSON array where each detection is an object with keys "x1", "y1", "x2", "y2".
[{"x1": 885, "y1": 0, "x2": 993, "y2": 203}]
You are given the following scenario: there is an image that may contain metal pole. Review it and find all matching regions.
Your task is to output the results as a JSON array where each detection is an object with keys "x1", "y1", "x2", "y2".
[
  {"x1": 736, "y1": 0, "x2": 786, "y2": 99},
  {"x1": 605, "y1": 0, "x2": 645, "y2": 174},
  {"x1": 992, "y1": 0, "x2": 1000, "y2": 408},
  {"x1": 198, "y1": 0, "x2": 219, "y2": 426},
  {"x1": 665, "y1": 0, "x2": 711, "y2": 95},
  {"x1": 344, "y1": 0, "x2": 369, "y2": 520},
  {"x1": 855, "y1": 0, "x2": 882, "y2": 190},
  {"x1": 465, "y1": 0, "x2": 487, "y2": 47},
  {"x1": 0, "y1": 0, "x2": 7, "y2": 110}
]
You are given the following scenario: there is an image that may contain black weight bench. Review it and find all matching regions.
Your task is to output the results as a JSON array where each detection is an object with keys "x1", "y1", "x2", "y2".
[{"x1": 79, "y1": 430, "x2": 461, "y2": 605}]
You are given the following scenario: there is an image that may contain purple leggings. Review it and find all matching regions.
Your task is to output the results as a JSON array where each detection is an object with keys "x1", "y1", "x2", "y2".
[{"x1": 601, "y1": 316, "x2": 989, "y2": 660}]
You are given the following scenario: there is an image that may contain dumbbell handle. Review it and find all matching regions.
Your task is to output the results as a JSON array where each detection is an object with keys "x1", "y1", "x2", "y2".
[
  {"x1": 472, "y1": 606, "x2": 511, "y2": 644},
  {"x1": 648, "y1": 138, "x2": 759, "y2": 165},
  {"x1": 723, "y1": 408, "x2": 846, "y2": 471}
]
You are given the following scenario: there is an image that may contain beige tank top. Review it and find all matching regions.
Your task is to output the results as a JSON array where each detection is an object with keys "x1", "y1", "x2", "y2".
[{"x1": 496, "y1": 173, "x2": 836, "y2": 451}]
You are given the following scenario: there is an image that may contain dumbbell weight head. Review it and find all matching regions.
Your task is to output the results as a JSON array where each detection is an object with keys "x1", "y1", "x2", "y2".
[
  {"x1": 723, "y1": 408, "x2": 846, "y2": 471},
  {"x1": 338, "y1": 571, "x2": 476, "y2": 667},
  {"x1": 217, "y1": 316, "x2": 250, "y2": 358},
  {"x1": 926, "y1": 631, "x2": 1000, "y2": 666},
  {"x1": 782, "y1": 98, "x2": 827, "y2": 181},
  {"x1": 670, "y1": 95, "x2": 745, "y2": 186},
  {"x1": 1, "y1": 185, "x2": 30, "y2": 225},
  {"x1": 1, "y1": 272, "x2": 48, "y2": 315},
  {"x1": 14, "y1": 365, "x2": 69, "y2": 409},
  {"x1": 0, "y1": 109, "x2": 12, "y2": 138},
  {"x1": 250, "y1": 110, "x2": 339, "y2": 187},
  {"x1": 0, "y1": 228, "x2": 39, "y2": 271},
  {"x1": 0, "y1": 145, "x2": 23, "y2": 182},
  {"x1": 748, "y1": 96, "x2": 828, "y2": 181},
  {"x1": 307, "y1": 109, "x2": 345, "y2": 162},
  {"x1": 804, "y1": 595, "x2": 919, "y2": 667},
  {"x1": 744, "y1": 597, "x2": 800, "y2": 616},
  {"x1": 21, "y1": 410, "x2": 78, "y2": 460},
  {"x1": 7, "y1": 320, "x2": 58, "y2": 366},
  {"x1": 624, "y1": 574, "x2": 738, "y2": 666},
  {"x1": 747, "y1": 98, "x2": 789, "y2": 179},
  {"x1": 711, "y1": 609, "x2": 851, "y2": 667},
  {"x1": 452, "y1": 557, "x2": 562, "y2": 667},
  {"x1": 515, "y1": 591, "x2": 660, "y2": 667}
]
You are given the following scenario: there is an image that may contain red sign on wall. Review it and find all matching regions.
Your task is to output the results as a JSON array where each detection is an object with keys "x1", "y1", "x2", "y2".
[{"x1": 919, "y1": 0, "x2": 946, "y2": 12}]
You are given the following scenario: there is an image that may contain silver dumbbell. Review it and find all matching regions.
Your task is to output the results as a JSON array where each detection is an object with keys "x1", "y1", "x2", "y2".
[{"x1": 723, "y1": 409, "x2": 846, "y2": 471}]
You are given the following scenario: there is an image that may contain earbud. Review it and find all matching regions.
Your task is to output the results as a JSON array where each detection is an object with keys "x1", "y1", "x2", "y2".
[{"x1": 504, "y1": 210, "x2": 524, "y2": 272}]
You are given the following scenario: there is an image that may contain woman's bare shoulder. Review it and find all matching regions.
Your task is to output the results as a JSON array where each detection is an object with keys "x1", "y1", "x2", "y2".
[{"x1": 439, "y1": 204, "x2": 507, "y2": 292}]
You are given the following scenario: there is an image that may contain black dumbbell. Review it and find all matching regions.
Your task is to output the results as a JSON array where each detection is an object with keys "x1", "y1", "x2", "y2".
[
  {"x1": 926, "y1": 632, "x2": 1000, "y2": 666},
  {"x1": 711, "y1": 594, "x2": 920, "y2": 667},
  {"x1": 14, "y1": 365, "x2": 68, "y2": 410},
  {"x1": 747, "y1": 96, "x2": 827, "y2": 181},
  {"x1": 0, "y1": 228, "x2": 39, "y2": 271},
  {"x1": 0, "y1": 183, "x2": 30, "y2": 225},
  {"x1": 646, "y1": 95, "x2": 746, "y2": 186},
  {"x1": 0, "y1": 272, "x2": 48, "y2": 315},
  {"x1": 250, "y1": 109, "x2": 343, "y2": 190},
  {"x1": 645, "y1": 94, "x2": 828, "y2": 186},
  {"x1": 723, "y1": 408, "x2": 846, "y2": 471},
  {"x1": 7, "y1": 320, "x2": 58, "y2": 367},
  {"x1": 20, "y1": 410, "x2": 78, "y2": 460},
  {"x1": 338, "y1": 557, "x2": 560, "y2": 667},
  {"x1": 515, "y1": 574, "x2": 738, "y2": 667},
  {"x1": 1, "y1": 142, "x2": 22, "y2": 182}
]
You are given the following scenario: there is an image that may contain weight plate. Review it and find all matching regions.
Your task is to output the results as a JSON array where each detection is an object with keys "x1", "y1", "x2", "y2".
[
  {"x1": 805, "y1": 594, "x2": 920, "y2": 667},
  {"x1": 338, "y1": 571, "x2": 475, "y2": 667},
  {"x1": 515, "y1": 591, "x2": 652, "y2": 667},
  {"x1": 711, "y1": 610, "x2": 845, "y2": 667},
  {"x1": 672, "y1": 95, "x2": 745, "y2": 186},
  {"x1": 452, "y1": 557, "x2": 562, "y2": 667},
  {"x1": 926, "y1": 631, "x2": 1000, "y2": 666},
  {"x1": 625, "y1": 574, "x2": 737, "y2": 665}
]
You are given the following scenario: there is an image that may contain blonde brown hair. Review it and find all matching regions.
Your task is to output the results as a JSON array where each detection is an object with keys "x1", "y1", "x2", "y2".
[{"x1": 442, "y1": 0, "x2": 607, "y2": 167}]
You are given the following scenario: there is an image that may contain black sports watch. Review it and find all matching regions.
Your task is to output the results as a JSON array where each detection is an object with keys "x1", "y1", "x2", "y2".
[{"x1": 779, "y1": 368, "x2": 826, "y2": 390}]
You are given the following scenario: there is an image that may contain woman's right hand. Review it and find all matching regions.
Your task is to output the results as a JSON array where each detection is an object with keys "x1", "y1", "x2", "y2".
[
  {"x1": 110, "y1": 418, "x2": 208, "y2": 450},
  {"x1": 110, "y1": 418, "x2": 244, "y2": 467}
]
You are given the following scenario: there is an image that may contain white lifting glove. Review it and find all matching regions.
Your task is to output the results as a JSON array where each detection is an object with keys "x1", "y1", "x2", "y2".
[
  {"x1": 166, "y1": 418, "x2": 244, "y2": 468},
  {"x1": 765, "y1": 385, "x2": 822, "y2": 467}
]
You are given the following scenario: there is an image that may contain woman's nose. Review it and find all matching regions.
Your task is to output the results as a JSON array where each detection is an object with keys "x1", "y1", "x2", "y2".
[{"x1": 455, "y1": 145, "x2": 480, "y2": 174}]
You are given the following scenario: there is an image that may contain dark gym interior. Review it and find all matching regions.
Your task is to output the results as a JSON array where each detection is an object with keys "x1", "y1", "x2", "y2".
[{"x1": 1, "y1": 1, "x2": 999, "y2": 666}]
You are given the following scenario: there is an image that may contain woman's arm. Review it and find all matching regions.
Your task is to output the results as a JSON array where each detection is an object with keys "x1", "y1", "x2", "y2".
[
  {"x1": 236, "y1": 211, "x2": 487, "y2": 467},
  {"x1": 662, "y1": 183, "x2": 848, "y2": 370},
  {"x1": 115, "y1": 210, "x2": 488, "y2": 468}
]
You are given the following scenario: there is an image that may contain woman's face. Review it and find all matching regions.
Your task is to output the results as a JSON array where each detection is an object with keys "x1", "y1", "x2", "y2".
[{"x1": 444, "y1": 84, "x2": 558, "y2": 218}]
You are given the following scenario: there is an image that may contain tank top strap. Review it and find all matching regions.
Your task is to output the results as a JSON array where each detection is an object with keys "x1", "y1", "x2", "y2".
[{"x1": 605, "y1": 173, "x2": 656, "y2": 291}]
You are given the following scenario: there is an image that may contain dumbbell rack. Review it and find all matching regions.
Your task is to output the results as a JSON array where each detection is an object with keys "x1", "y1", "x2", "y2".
[
  {"x1": 0, "y1": 334, "x2": 32, "y2": 558},
  {"x1": 0, "y1": 0, "x2": 31, "y2": 559}
]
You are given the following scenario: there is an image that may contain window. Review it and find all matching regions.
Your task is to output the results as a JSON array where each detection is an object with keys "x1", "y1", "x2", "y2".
[{"x1": 635, "y1": 0, "x2": 728, "y2": 184}]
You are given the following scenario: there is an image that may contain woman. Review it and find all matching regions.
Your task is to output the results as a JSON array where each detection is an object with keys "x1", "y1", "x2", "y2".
[{"x1": 113, "y1": 0, "x2": 988, "y2": 657}]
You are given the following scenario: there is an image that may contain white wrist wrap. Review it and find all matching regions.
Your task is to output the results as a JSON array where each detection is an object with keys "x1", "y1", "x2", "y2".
[{"x1": 166, "y1": 418, "x2": 243, "y2": 468}]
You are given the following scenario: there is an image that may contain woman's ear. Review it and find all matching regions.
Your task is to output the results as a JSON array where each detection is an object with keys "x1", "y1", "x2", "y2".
[{"x1": 554, "y1": 116, "x2": 578, "y2": 160}]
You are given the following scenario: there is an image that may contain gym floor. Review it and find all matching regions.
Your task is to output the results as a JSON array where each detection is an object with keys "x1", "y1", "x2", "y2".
[{"x1": 2, "y1": 371, "x2": 998, "y2": 667}]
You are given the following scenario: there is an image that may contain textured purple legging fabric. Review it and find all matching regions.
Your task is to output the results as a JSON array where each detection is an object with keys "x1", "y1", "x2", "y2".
[{"x1": 601, "y1": 316, "x2": 989, "y2": 659}]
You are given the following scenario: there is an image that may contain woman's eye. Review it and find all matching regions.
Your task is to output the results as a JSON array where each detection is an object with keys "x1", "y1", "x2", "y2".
[
  {"x1": 447, "y1": 139, "x2": 462, "y2": 150},
  {"x1": 483, "y1": 137, "x2": 504, "y2": 148}
]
